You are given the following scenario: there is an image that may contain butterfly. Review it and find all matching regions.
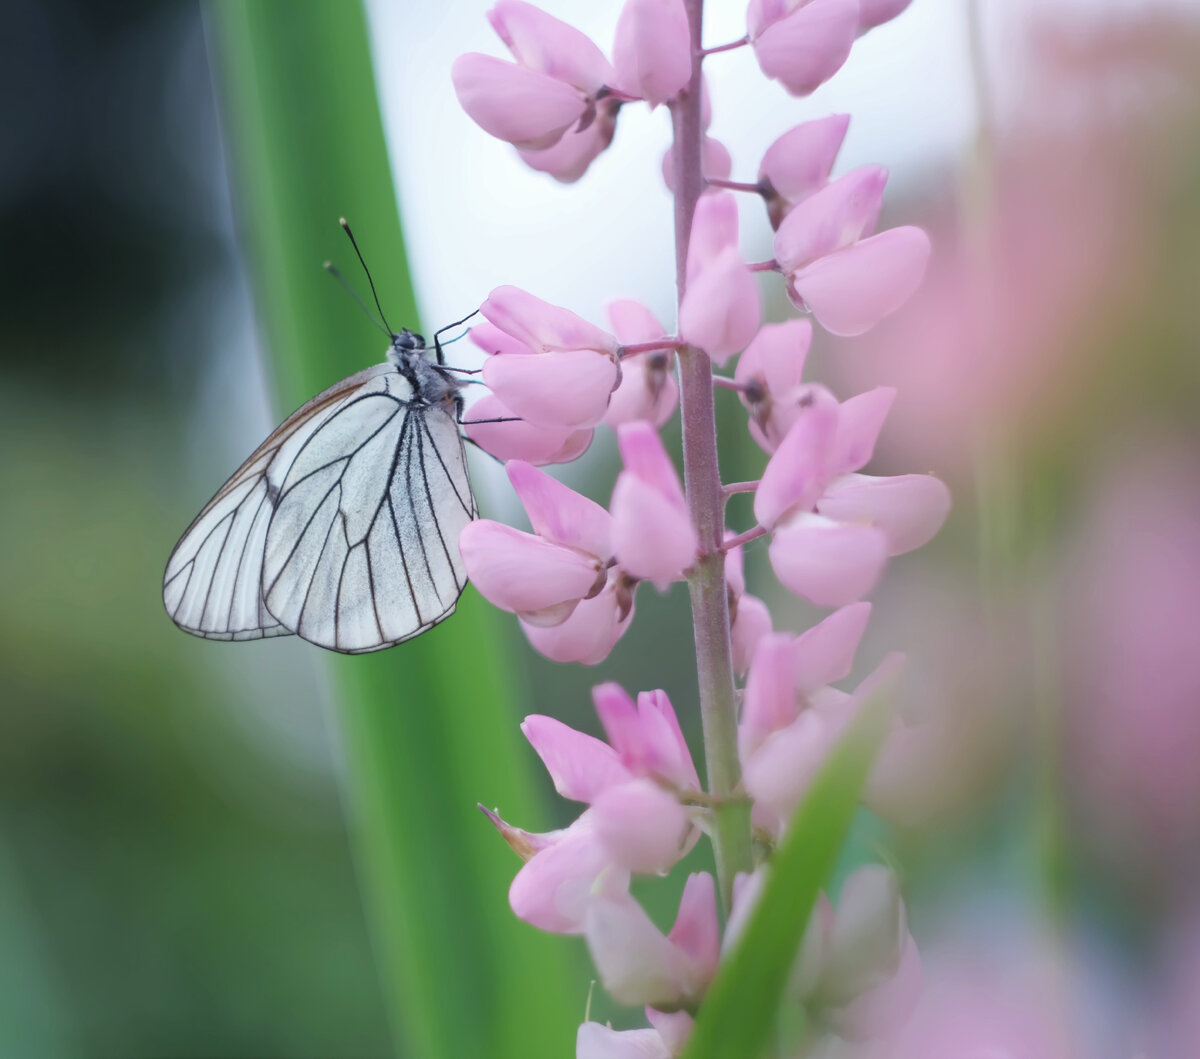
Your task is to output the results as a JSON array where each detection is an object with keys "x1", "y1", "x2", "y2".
[{"x1": 163, "y1": 322, "x2": 479, "y2": 654}]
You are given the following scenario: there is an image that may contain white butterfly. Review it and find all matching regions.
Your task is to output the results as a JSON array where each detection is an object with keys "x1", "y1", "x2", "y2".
[{"x1": 163, "y1": 327, "x2": 478, "y2": 654}]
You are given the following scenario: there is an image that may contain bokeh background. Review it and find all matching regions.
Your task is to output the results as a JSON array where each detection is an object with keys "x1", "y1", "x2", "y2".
[{"x1": 3, "y1": 0, "x2": 1200, "y2": 1055}]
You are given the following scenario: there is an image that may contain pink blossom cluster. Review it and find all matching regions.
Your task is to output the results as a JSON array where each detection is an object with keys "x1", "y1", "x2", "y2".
[{"x1": 453, "y1": 0, "x2": 942, "y2": 1054}]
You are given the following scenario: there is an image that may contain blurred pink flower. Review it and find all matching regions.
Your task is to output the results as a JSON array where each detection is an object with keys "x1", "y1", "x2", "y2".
[
  {"x1": 725, "y1": 537, "x2": 774, "y2": 674},
  {"x1": 856, "y1": 0, "x2": 913, "y2": 33},
  {"x1": 576, "y1": 1021, "x2": 672, "y2": 1059},
  {"x1": 747, "y1": 0, "x2": 859, "y2": 97}
]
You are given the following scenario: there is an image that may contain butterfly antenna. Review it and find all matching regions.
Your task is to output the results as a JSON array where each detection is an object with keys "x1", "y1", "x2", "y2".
[
  {"x1": 323, "y1": 261, "x2": 390, "y2": 337},
  {"x1": 339, "y1": 217, "x2": 394, "y2": 336}
]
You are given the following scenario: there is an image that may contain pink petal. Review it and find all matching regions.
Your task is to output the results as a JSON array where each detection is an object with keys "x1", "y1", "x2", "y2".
[
  {"x1": 794, "y1": 601, "x2": 872, "y2": 695},
  {"x1": 788, "y1": 225, "x2": 932, "y2": 336},
  {"x1": 617, "y1": 421, "x2": 687, "y2": 508},
  {"x1": 685, "y1": 192, "x2": 740, "y2": 285},
  {"x1": 723, "y1": 866, "x2": 767, "y2": 954},
  {"x1": 857, "y1": 0, "x2": 914, "y2": 33},
  {"x1": 604, "y1": 353, "x2": 679, "y2": 428},
  {"x1": 464, "y1": 393, "x2": 592, "y2": 465},
  {"x1": 826, "y1": 932, "x2": 922, "y2": 1041},
  {"x1": 768, "y1": 512, "x2": 889, "y2": 606},
  {"x1": 678, "y1": 246, "x2": 762, "y2": 365},
  {"x1": 517, "y1": 105, "x2": 616, "y2": 183},
  {"x1": 521, "y1": 571, "x2": 636, "y2": 664},
  {"x1": 817, "y1": 473, "x2": 951, "y2": 555},
  {"x1": 510, "y1": 814, "x2": 626, "y2": 933},
  {"x1": 521, "y1": 714, "x2": 633, "y2": 802},
  {"x1": 584, "y1": 888, "x2": 703, "y2": 1006},
  {"x1": 740, "y1": 633, "x2": 801, "y2": 760},
  {"x1": 644, "y1": 1009, "x2": 693, "y2": 1054},
  {"x1": 667, "y1": 872, "x2": 720, "y2": 985},
  {"x1": 611, "y1": 473, "x2": 698, "y2": 587},
  {"x1": 662, "y1": 136, "x2": 733, "y2": 194},
  {"x1": 482, "y1": 286, "x2": 621, "y2": 355},
  {"x1": 507, "y1": 460, "x2": 613, "y2": 559},
  {"x1": 451, "y1": 53, "x2": 585, "y2": 149},
  {"x1": 750, "y1": 0, "x2": 858, "y2": 96},
  {"x1": 613, "y1": 0, "x2": 692, "y2": 106},
  {"x1": 735, "y1": 319, "x2": 815, "y2": 451},
  {"x1": 483, "y1": 348, "x2": 619, "y2": 429},
  {"x1": 459, "y1": 520, "x2": 603, "y2": 615},
  {"x1": 732, "y1": 592, "x2": 773, "y2": 675},
  {"x1": 725, "y1": 535, "x2": 747, "y2": 596},
  {"x1": 592, "y1": 778, "x2": 691, "y2": 874},
  {"x1": 773, "y1": 165, "x2": 888, "y2": 272},
  {"x1": 576, "y1": 1022, "x2": 672, "y2": 1059},
  {"x1": 488, "y1": 0, "x2": 616, "y2": 94},
  {"x1": 469, "y1": 319, "x2": 537, "y2": 357},
  {"x1": 832, "y1": 386, "x2": 896, "y2": 475},
  {"x1": 823, "y1": 864, "x2": 908, "y2": 1005},
  {"x1": 635, "y1": 689, "x2": 701, "y2": 790},
  {"x1": 758, "y1": 114, "x2": 851, "y2": 228},
  {"x1": 607, "y1": 298, "x2": 667, "y2": 343},
  {"x1": 752, "y1": 385, "x2": 840, "y2": 530},
  {"x1": 742, "y1": 709, "x2": 832, "y2": 831}
]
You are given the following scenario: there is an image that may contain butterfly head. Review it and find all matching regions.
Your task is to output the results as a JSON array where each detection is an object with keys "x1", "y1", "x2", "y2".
[{"x1": 391, "y1": 328, "x2": 427, "y2": 355}]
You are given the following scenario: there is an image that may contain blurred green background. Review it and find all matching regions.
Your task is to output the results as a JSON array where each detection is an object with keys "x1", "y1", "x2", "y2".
[{"x1": 4, "y1": 0, "x2": 1200, "y2": 1056}]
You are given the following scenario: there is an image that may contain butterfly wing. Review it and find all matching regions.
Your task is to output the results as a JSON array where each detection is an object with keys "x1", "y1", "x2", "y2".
[
  {"x1": 162, "y1": 365, "x2": 390, "y2": 641},
  {"x1": 262, "y1": 381, "x2": 476, "y2": 653}
]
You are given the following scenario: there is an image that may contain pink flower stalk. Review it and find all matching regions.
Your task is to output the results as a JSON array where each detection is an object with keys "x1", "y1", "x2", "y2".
[
  {"x1": 758, "y1": 114, "x2": 851, "y2": 229},
  {"x1": 774, "y1": 168, "x2": 932, "y2": 336},
  {"x1": 453, "y1": 2, "x2": 617, "y2": 151},
  {"x1": 480, "y1": 286, "x2": 622, "y2": 429},
  {"x1": 452, "y1": 0, "x2": 941, "y2": 1047},
  {"x1": 746, "y1": 0, "x2": 859, "y2": 97}
]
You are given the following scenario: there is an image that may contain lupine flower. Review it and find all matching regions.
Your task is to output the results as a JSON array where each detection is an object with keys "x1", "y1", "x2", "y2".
[
  {"x1": 519, "y1": 99, "x2": 620, "y2": 183},
  {"x1": 678, "y1": 194, "x2": 762, "y2": 362},
  {"x1": 751, "y1": 388, "x2": 949, "y2": 606},
  {"x1": 521, "y1": 567, "x2": 637, "y2": 665},
  {"x1": 774, "y1": 167, "x2": 931, "y2": 336},
  {"x1": 464, "y1": 391, "x2": 594, "y2": 465},
  {"x1": 480, "y1": 286, "x2": 622, "y2": 429},
  {"x1": 585, "y1": 871, "x2": 719, "y2": 1006},
  {"x1": 662, "y1": 76, "x2": 732, "y2": 194},
  {"x1": 725, "y1": 538, "x2": 773, "y2": 674},
  {"x1": 603, "y1": 299, "x2": 678, "y2": 427},
  {"x1": 452, "y1": 1, "x2": 618, "y2": 150},
  {"x1": 610, "y1": 423, "x2": 698, "y2": 587},
  {"x1": 459, "y1": 460, "x2": 612, "y2": 625},
  {"x1": 612, "y1": 0, "x2": 691, "y2": 107},
  {"x1": 746, "y1": 0, "x2": 859, "y2": 97},
  {"x1": 758, "y1": 114, "x2": 850, "y2": 229}
]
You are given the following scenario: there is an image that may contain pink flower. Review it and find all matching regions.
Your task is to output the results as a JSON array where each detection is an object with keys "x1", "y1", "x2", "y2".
[
  {"x1": 518, "y1": 99, "x2": 619, "y2": 183},
  {"x1": 459, "y1": 461, "x2": 611, "y2": 624},
  {"x1": 758, "y1": 114, "x2": 851, "y2": 228},
  {"x1": 735, "y1": 319, "x2": 814, "y2": 452},
  {"x1": 662, "y1": 136, "x2": 733, "y2": 194},
  {"x1": 857, "y1": 0, "x2": 913, "y2": 33},
  {"x1": 480, "y1": 286, "x2": 621, "y2": 429},
  {"x1": 678, "y1": 195, "x2": 762, "y2": 363},
  {"x1": 463, "y1": 392, "x2": 593, "y2": 465},
  {"x1": 774, "y1": 168, "x2": 931, "y2": 336},
  {"x1": 613, "y1": 0, "x2": 692, "y2": 107},
  {"x1": 584, "y1": 872, "x2": 718, "y2": 1006},
  {"x1": 610, "y1": 423, "x2": 698, "y2": 587},
  {"x1": 725, "y1": 538, "x2": 773, "y2": 674},
  {"x1": 576, "y1": 1021, "x2": 672, "y2": 1059},
  {"x1": 769, "y1": 514, "x2": 889, "y2": 607},
  {"x1": 746, "y1": 0, "x2": 859, "y2": 97},
  {"x1": 604, "y1": 300, "x2": 678, "y2": 427},
  {"x1": 521, "y1": 568, "x2": 637, "y2": 665},
  {"x1": 453, "y1": 2, "x2": 617, "y2": 150}
]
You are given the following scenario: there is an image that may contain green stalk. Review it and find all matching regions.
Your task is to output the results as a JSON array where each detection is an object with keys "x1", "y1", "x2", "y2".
[{"x1": 205, "y1": 3, "x2": 581, "y2": 1055}]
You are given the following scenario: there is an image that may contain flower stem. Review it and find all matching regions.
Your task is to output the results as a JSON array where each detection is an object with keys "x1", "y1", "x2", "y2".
[
  {"x1": 699, "y1": 35, "x2": 749, "y2": 57},
  {"x1": 706, "y1": 178, "x2": 763, "y2": 195},
  {"x1": 673, "y1": 0, "x2": 752, "y2": 913},
  {"x1": 620, "y1": 338, "x2": 682, "y2": 356},
  {"x1": 722, "y1": 525, "x2": 766, "y2": 551}
]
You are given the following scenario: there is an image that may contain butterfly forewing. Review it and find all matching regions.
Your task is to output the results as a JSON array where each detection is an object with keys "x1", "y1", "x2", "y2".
[
  {"x1": 260, "y1": 377, "x2": 474, "y2": 653},
  {"x1": 162, "y1": 364, "x2": 391, "y2": 642}
]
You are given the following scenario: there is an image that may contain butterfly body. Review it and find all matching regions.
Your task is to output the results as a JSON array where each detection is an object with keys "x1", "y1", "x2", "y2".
[{"x1": 164, "y1": 330, "x2": 476, "y2": 653}]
